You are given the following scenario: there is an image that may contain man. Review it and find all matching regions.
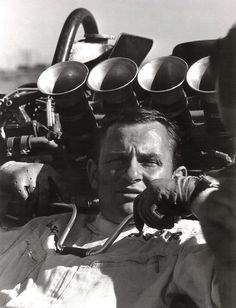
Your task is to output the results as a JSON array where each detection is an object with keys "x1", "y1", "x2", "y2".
[
  {"x1": 134, "y1": 25, "x2": 236, "y2": 308},
  {"x1": 0, "y1": 107, "x2": 221, "y2": 307},
  {"x1": 195, "y1": 24, "x2": 236, "y2": 308}
]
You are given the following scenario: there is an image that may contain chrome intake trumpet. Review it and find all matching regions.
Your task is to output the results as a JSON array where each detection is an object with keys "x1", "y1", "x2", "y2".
[
  {"x1": 37, "y1": 61, "x2": 97, "y2": 156},
  {"x1": 186, "y1": 56, "x2": 231, "y2": 137},
  {"x1": 138, "y1": 56, "x2": 192, "y2": 129},
  {"x1": 87, "y1": 57, "x2": 138, "y2": 113}
]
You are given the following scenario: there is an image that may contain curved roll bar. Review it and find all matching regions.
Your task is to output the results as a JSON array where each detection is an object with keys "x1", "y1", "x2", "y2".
[{"x1": 52, "y1": 8, "x2": 99, "y2": 64}]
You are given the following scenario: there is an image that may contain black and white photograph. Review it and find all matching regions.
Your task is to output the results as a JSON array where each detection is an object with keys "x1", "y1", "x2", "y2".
[{"x1": 0, "y1": 1, "x2": 236, "y2": 307}]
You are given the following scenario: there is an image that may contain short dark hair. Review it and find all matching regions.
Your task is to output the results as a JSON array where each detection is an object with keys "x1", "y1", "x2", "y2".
[{"x1": 90, "y1": 107, "x2": 184, "y2": 169}]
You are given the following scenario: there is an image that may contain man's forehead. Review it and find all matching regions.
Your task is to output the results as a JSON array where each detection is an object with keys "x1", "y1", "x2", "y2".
[
  {"x1": 101, "y1": 122, "x2": 170, "y2": 153},
  {"x1": 105, "y1": 122, "x2": 168, "y2": 141}
]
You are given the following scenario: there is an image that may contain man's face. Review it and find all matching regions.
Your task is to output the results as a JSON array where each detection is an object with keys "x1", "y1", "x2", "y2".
[{"x1": 92, "y1": 122, "x2": 176, "y2": 223}]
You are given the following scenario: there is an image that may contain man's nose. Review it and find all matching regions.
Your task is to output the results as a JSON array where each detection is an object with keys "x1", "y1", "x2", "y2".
[{"x1": 123, "y1": 157, "x2": 143, "y2": 183}]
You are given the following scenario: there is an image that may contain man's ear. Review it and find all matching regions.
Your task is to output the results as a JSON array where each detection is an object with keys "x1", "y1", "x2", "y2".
[
  {"x1": 172, "y1": 166, "x2": 187, "y2": 178},
  {"x1": 86, "y1": 159, "x2": 99, "y2": 191}
]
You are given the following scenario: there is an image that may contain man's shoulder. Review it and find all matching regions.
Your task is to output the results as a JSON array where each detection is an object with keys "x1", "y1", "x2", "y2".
[{"x1": 26, "y1": 211, "x2": 96, "y2": 233}]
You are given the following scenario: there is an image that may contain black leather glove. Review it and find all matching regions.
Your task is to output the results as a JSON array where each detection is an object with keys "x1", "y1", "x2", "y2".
[{"x1": 133, "y1": 176, "x2": 217, "y2": 231}]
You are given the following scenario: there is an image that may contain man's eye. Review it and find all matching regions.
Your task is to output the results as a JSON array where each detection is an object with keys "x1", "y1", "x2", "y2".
[
  {"x1": 141, "y1": 160, "x2": 162, "y2": 167},
  {"x1": 106, "y1": 157, "x2": 124, "y2": 164}
]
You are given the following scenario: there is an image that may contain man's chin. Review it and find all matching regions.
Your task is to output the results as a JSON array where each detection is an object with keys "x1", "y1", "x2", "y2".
[
  {"x1": 104, "y1": 202, "x2": 134, "y2": 224},
  {"x1": 121, "y1": 202, "x2": 134, "y2": 214},
  {"x1": 117, "y1": 202, "x2": 134, "y2": 221}
]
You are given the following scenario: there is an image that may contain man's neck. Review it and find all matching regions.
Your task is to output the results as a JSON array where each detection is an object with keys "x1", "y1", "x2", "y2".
[{"x1": 88, "y1": 213, "x2": 135, "y2": 237}]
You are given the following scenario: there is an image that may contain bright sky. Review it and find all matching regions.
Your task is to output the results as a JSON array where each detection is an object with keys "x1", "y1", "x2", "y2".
[{"x1": 0, "y1": 0, "x2": 236, "y2": 69}]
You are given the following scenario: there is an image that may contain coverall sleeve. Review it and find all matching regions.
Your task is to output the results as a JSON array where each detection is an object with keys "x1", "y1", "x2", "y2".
[{"x1": 172, "y1": 238, "x2": 220, "y2": 308}]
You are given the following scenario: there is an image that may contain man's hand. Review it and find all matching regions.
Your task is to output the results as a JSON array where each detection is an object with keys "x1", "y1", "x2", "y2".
[
  {"x1": 0, "y1": 161, "x2": 69, "y2": 218},
  {"x1": 133, "y1": 176, "x2": 201, "y2": 231}
]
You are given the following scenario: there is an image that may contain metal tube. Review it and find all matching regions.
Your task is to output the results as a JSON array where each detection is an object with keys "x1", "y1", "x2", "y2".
[
  {"x1": 88, "y1": 214, "x2": 134, "y2": 256},
  {"x1": 53, "y1": 200, "x2": 134, "y2": 257},
  {"x1": 53, "y1": 203, "x2": 78, "y2": 251},
  {"x1": 52, "y1": 8, "x2": 99, "y2": 64},
  {"x1": 46, "y1": 97, "x2": 53, "y2": 128}
]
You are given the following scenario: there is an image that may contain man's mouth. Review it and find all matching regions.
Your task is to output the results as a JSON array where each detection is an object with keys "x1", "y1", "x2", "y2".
[{"x1": 116, "y1": 188, "x2": 143, "y2": 200}]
